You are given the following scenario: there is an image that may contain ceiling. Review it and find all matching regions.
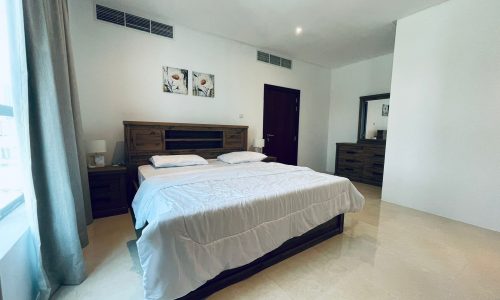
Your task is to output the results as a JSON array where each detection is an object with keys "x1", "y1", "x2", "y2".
[{"x1": 102, "y1": 0, "x2": 448, "y2": 68}]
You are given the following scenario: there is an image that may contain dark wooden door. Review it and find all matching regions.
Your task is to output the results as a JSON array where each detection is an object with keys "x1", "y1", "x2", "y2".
[{"x1": 263, "y1": 84, "x2": 300, "y2": 165}]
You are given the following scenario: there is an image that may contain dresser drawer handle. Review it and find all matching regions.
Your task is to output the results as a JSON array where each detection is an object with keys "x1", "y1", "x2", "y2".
[
  {"x1": 346, "y1": 151, "x2": 357, "y2": 154},
  {"x1": 374, "y1": 154, "x2": 384, "y2": 157},
  {"x1": 346, "y1": 159, "x2": 357, "y2": 163},
  {"x1": 373, "y1": 163, "x2": 384, "y2": 167},
  {"x1": 344, "y1": 168, "x2": 354, "y2": 171}
]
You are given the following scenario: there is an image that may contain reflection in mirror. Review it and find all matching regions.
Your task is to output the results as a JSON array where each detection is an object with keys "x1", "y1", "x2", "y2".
[
  {"x1": 365, "y1": 98, "x2": 390, "y2": 140},
  {"x1": 358, "y1": 93, "x2": 390, "y2": 143}
]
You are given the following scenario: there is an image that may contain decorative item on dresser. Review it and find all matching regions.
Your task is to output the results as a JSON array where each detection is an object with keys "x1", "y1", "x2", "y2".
[
  {"x1": 87, "y1": 165, "x2": 128, "y2": 218},
  {"x1": 335, "y1": 143, "x2": 385, "y2": 186}
]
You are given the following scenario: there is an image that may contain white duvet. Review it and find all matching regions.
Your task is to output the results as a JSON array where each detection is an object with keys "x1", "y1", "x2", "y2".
[{"x1": 132, "y1": 162, "x2": 365, "y2": 300}]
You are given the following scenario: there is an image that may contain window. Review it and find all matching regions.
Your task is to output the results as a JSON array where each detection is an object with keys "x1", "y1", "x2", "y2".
[{"x1": 0, "y1": 0, "x2": 25, "y2": 220}]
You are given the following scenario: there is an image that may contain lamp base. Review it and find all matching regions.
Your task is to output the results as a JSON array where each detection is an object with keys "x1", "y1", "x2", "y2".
[{"x1": 94, "y1": 154, "x2": 105, "y2": 167}]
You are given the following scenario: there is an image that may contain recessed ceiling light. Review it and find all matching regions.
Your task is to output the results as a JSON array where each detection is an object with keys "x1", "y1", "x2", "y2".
[{"x1": 295, "y1": 27, "x2": 303, "y2": 35}]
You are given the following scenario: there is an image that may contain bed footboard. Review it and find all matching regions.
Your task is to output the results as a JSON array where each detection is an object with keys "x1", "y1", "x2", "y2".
[{"x1": 177, "y1": 214, "x2": 344, "y2": 300}]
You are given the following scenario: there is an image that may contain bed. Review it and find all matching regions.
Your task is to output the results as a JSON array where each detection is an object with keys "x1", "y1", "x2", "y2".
[{"x1": 124, "y1": 121, "x2": 365, "y2": 300}]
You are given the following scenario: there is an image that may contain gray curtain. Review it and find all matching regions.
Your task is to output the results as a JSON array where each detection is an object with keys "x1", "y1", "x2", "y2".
[{"x1": 23, "y1": 0, "x2": 93, "y2": 297}]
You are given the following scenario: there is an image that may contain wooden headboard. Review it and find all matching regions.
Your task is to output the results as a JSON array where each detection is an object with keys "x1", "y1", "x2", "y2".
[{"x1": 124, "y1": 121, "x2": 248, "y2": 169}]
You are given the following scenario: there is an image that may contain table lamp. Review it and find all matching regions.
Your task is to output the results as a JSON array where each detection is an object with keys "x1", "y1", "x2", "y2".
[
  {"x1": 87, "y1": 140, "x2": 107, "y2": 168},
  {"x1": 253, "y1": 138, "x2": 265, "y2": 153}
]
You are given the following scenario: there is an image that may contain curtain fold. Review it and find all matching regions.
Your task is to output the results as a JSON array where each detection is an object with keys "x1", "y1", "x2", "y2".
[{"x1": 22, "y1": 0, "x2": 92, "y2": 297}]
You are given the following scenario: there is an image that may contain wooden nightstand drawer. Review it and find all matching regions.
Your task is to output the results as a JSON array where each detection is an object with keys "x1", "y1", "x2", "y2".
[{"x1": 88, "y1": 166, "x2": 128, "y2": 218}]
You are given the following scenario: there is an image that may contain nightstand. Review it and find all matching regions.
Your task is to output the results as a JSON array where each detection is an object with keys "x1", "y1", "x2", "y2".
[
  {"x1": 88, "y1": 165, "x2": 128, "y2": 218},
  {"x1": 262, "y1": 156, "x2": 277, "y2": 162}
]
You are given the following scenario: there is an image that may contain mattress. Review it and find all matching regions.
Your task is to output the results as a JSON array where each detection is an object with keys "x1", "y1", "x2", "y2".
[{"x1": 132, "y1": 162, "x2": 365, "y2": 300}]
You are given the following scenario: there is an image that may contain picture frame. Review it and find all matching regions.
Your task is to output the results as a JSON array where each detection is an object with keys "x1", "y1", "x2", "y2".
[{"x1": 163, "y1": 66, "x2": 188, "y2": 95}]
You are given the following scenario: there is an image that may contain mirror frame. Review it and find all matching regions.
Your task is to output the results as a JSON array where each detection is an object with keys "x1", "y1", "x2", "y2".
[{"x1": 358, "y1": 93, "x2": 390, "y2": 144}]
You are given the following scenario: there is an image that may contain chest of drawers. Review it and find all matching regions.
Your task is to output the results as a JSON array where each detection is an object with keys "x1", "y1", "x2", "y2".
[
  {"x1": 335, "y1": 143, "x2": 385, "y2": 186},
  {"x1": 88, "y1": 166, "x2": 128, "y2": 218}
]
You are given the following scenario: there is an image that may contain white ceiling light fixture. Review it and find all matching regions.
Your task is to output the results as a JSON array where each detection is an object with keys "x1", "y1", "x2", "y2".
[{"x1": 295, "y1": 26, "x2": 303, "y2": 35}]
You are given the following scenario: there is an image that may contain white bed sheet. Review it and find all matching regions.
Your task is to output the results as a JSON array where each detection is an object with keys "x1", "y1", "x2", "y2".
[{"x1": 133, "y1": 162, "x2": 364, "y2": 300}]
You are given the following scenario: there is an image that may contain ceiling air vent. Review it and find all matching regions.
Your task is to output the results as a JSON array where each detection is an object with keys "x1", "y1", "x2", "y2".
[
  {"x1": 95, "y1": 4, "x2": 173, "y2": 39},
  {"x1": 269, "y1": 54, "x2": 281, "y2": 66},
  {"x1": 280, "y1": 58, "x2": 292, "y2": 69},
  {"x1": 96, "y1": 4, "x2": 124, "y2": 26},
  {"x1": 125, "y1": 13, "x2": 150, "y2": 32},
  {"x1": 151, "y1": 21, "x2": 173, "y2": 38},
  {"x1": 257, "y1": 51, "x2": 270, "y2": 63},
  {"x1": 257, "y1": 51, "x2": 292, "y2": 69}
]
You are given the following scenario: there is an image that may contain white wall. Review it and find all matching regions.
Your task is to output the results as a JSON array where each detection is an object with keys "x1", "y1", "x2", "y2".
[
  {"x1": 68, "y1": 0, "x2": 331, "y2": 171},
  {"x1": 383, "y1": 0, "x2": 500, "y2": 231},
  {"x1": 326, "y1": 54, "x2": 393, "y2": 172}
]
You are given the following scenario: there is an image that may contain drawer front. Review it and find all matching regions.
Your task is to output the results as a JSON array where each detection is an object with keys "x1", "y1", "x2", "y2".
[
  {"x1": 364, "y1": 161, "x2": 385, "y2": 172},
  {"x1": 362, "y1": 169, "x2": 384, "y2": 184},
  {"x1": 337, "y1": 144, "x2": 364, "y2": 160},
  {"x1": 336, "y1": 166, "x2": 363, "y2": 180},
  {"x1": 90, "y1": 177, "x2": 120, "y2": 209},
  {"x1": 364, "y1": 146, "x2": 386, "y2": 162},
  {"x1": 89, "y1": 174, "x2": 127, "y2": 217},
  {"x1": 336, "y1": 144, "x2": 363, "y2": 180},
  {"x1": 131, "y1": 128, "x2": 163, "y2": 151},
  {"x1": 337, "y1": 157, "x2": 364, "y2": 168}
]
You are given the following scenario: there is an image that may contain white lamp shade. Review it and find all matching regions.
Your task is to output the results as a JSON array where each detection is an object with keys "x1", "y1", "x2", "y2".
[
  {"x1": 253, "y1": 138, "x2": 265, "y2": 148},
  {"x1": 87, "y1": 140, "x2": 107, "y2": 153}
]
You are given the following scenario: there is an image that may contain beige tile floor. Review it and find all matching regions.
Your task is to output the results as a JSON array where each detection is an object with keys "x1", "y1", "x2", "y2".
[{"x1": 54, "y1": 183, "x2": 500, "y2": 300}]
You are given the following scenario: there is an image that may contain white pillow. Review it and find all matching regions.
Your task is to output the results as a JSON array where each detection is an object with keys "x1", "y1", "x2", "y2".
[
  {"x1": 150, "y1": 155, "x2": 208, "y2": 168},
  {"x1": 217, "y1": 151, "x2": 267, "y2": 164}
]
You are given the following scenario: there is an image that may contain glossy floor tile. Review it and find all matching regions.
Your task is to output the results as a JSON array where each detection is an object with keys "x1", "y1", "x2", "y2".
[{"x1": 53, "y1": 182, "x2": 500, "y2": 300}]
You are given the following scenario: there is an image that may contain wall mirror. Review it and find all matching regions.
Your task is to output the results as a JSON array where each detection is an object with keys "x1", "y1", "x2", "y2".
[{"x1": 358, "y1": 93, "x2": 390, "y2": 143}]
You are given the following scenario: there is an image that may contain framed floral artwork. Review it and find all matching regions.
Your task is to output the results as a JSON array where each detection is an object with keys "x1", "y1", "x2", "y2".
[
  {"x1": 163, "y1": 66, "x2": 188, "y2": 95},
  {"x1": 192, "y1": 71, "x2": 215, "y2": 97}
]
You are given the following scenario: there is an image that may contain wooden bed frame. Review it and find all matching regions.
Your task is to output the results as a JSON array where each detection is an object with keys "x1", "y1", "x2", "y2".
[{"x1": 124, "y1": 121, "x2": 345, "y2": 300}]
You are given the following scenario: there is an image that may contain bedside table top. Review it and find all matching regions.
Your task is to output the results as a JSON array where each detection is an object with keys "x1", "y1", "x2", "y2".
[{"x1": 88, "y1": 165, "x2": 127, "y2": 174}]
